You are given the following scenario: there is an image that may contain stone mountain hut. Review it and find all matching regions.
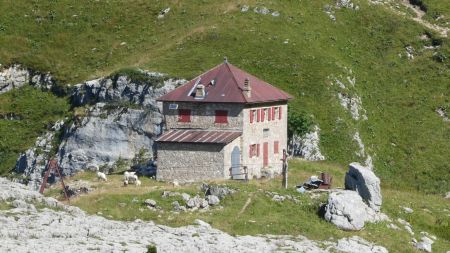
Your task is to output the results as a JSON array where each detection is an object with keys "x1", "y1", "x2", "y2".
[{"x1": 156, "y1": 60, "x2": 293, "y2": 182}]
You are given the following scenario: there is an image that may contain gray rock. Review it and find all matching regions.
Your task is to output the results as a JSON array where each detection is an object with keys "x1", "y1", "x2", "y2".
[
  {"x1": 240, "y1": 5, "x2": 249, "y2": 12},
  {"x1": 181, "y1": 193, "x2": 191, "y2": 202},
  {"x1": 289, "y1": 125, "x2": 325, "y2": 161},
  {"x1": 0, "y1": 64, "x2": 54, "y2": 95},
  {"x1": 144, "y1": 199, "x2": 157, "y2": 207},
  {"x1": 345, "y1": 162, "x2": 382, "y2": 211},
  {"x1": 207, "y1": 195, "x2": 220, "y2": 206},
  {"x1": 445, "y1": 192, "x2": 450, "y2": 199},
  {"x1": 335, "y1": 236, "x2": 388, "y2": 253},
  {"x1": 187, "y1": 195, "x2": 202, "y2": 209},
  {"x1": 402, "y1": 206, "x2": 414, "y2": 214},
  {"x1": 203, "y1": 184, "x2": 236, "y2": 199},
  {"x1": 0, "y1": 177, "x2": 389, "y2": 253},
  {"x1": 323, "y1": 191, "x2": 387, "y2": 231},
  {"x1": 56, "y1": 72, "x2": 184, "y2": 175},
  {"x1": 272, "y1": 195, "x2": 285, "y2": 202},
  {"x1": 199, "y1": 199, "x2": 209, "y2": 209},
  {"x1": 414, "y1": 236, "x2": 434, "y2": 252}
]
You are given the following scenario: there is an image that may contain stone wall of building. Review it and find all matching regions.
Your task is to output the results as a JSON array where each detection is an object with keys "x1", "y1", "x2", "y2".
[
  {"x1": 156, "y1": 142, "x2": 226, "y2": 182},
  {"x1": 162, "y1": 102, "x2": 244, "y2": 130},
  {"x1": 241, "y1": 102, "x2": 288, "y2": 178}
]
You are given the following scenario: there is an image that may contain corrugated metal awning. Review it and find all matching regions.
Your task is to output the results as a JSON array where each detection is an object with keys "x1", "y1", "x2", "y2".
[{"x1": 156, "y1": 129, "x2": 242, "y2": 144}]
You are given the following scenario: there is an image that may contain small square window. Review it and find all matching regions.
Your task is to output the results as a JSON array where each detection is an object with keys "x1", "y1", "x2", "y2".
[{"x1": 263, "y1": 128, "x2": 270, "y2": 138}]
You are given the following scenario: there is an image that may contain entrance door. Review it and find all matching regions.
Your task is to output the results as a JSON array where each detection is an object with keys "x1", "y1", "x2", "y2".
[
  {"x1": 231, "y1": 146, "x2": 243, "y2": 179},
  {"x1": 263, "y1": 142, "x2": 269, "y2": 167}
]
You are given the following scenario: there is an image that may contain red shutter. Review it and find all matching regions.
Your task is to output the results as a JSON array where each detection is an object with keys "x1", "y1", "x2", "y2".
[
  {"x1": 250, "y1": 110, "x2": 254, "y2": 123},
  {"x1": 274, "y1": 141, "x2": 279, "y2": 154},
  {"x1": 272, "y1": 107, "x2": 275, "y2": 120},
  {"x1": 279, "y1": 107, "x2": 282, "y2": 120},
  {"x1": 257, "y1": 109, "x2": 260, "y2": 122},
  {"x1": 257, "y1": 144, "x2": 260, "y2": 157},
  {"x1": 261, "y1": 109, "x2": 265, "y2": 122},
  {"x1": 249, "y1": 145, "x2": 252, "y2": 158},
  {"x1": 178, "y1": 109, "x2": 191, "y2": 122},
  {"x1": 215, "y1": 110, "x2": 228, "y2": 123},
  {"x1": 268, "y1": 108, "x2": 271, "y2": 121}
]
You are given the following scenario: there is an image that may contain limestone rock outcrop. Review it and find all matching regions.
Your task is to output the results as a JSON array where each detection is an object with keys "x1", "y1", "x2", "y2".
[
  {"x1": 345, "y1": 162, "x2": 382, "y2": 211},
  {"x1": 0, "y1": 64, "x2": 54, "y2": 94},
  {"x1": 56, "y1": 71, "x2": 185, "y2": 174},
  {"x1": 290, "y1": 125, "x2": 325, "y2": 161},
  {"x1": 0, "y1": 177, "x2": 389, "y2": 253},
  {"x1": 323, "y1": 191, "x2": 387, "y2": 231}
]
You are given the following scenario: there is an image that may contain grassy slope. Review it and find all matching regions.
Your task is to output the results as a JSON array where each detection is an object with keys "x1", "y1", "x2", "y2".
[
  {"x1": 46, "y1": 160, "x2": 450, "y2": 252},
  {"x1": 0, "y1": 0, "x2": 449, "y2": 194},
  {"x1": 0, "y1": 87, "x2": 69, "y2": 172}
]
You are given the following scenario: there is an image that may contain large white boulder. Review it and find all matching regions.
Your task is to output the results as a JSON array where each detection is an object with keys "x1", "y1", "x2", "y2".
[
  {"x1": 324, "y1": 191, "x2": 386, "y2": 231},
  {"x1": 345, "y1": 162, "x2": 382, "y2": 211}
]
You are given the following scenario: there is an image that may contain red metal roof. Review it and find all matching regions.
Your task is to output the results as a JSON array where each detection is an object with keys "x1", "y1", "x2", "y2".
[
  {"x1": 156, "y1": 129, "x2": 242, "y2": 144},
  {"x1": 157, "y1": 62, "x2": 293, "y2": 104}
]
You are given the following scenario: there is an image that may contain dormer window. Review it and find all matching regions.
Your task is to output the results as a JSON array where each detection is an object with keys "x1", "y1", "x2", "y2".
[{"x1": 215, "y1": 110, "x2": 228, "y2": 124}]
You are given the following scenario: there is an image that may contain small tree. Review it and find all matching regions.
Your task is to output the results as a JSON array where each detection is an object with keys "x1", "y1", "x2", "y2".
[{"x1": 287, "y1": 108, "x2": 313, "y2": 154}]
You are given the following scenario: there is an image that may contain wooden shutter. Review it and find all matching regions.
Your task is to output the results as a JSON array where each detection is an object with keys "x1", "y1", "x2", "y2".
[
  {"x1": 272, "y1": 107, "x2": 275, "y2": 120},
  {"x1": 279, "y1": 107, "x2": 282, "y2": 120},
  {"x1": 257, "y1": 109, "x2": 261, "y2": 122},
  {"x1": 249, "y1": 145, "x2": 252, "y2": 158},
  {"x1": 178, "y1": 109, "x2": 191, "y2": 122},
  {"x1": 261, "y1": 109, "x2": 265, "y2": 122},
  {"x1": 250, "y1": 110, "x2": 254, "y2": 123},
  {"x1": 215, "y1": 110, "x2": 228, "y2": 123},
  {"x1": 268, "y1": 108, "x2": 271, "y2": 121},
  {"x1": 274, "y1": 141, "x2": 279, "y2": 154},
  {"x1": 257, "y1": 144, "x2": 260, "y2": 157}
]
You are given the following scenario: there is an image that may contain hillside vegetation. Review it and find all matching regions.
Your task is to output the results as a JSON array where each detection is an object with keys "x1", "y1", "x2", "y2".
[{"x1": 0, "y1": 0, "x2": 449, "y2": 193}]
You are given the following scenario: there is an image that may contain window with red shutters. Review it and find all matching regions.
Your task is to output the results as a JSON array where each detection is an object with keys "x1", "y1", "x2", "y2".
[
  {"x1": 272, "y1": 107, "x2": 275, "y2": 120},
  {"x1": 257, "y1": 109, "x2": 261, "y2": 122},
  {"x1": 178, "y1": 109, "x2": 191, "y2": 122},
  {"x1": 267, "y1": 108, "x2": 271, "y2": 121},
  {"x1": 215, "y1": 110, "x2": 228, "y2": 123},
  {"x1": 279, "y1": 106, "x2": 282, "y2": 120},
  {"x1": 250, "y1": 110, "x2": 254, "y2": 123},
  {"x1": 274, "y1": 141, "x2": 279, "y2": 154},
  {"x1": 261, "y1": 108, "x2": 265, "y2": 122}
]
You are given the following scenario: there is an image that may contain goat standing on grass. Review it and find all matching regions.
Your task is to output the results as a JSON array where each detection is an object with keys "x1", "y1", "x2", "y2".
[{"x1": 92, "y1": 165, "x2": 107, "y2": 181}]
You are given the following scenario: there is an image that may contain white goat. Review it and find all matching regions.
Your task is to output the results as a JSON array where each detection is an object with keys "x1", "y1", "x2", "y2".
[
  {"x1": 135, "y1": 179, "x2": 141, "y2": 186},
  {"x1": 97, "y1": 171, "x2": 107, "y2": 181},
  {"x1": 123, "y1": 180, "x2": 129, "y2": 186},
  {"x1": 123, "y1": 171, "x2": 136, "y2": 181}
]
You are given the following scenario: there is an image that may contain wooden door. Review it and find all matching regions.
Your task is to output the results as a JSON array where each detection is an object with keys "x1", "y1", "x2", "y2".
[{"x1": 263, "y1": 142, "x2": 268, "y2": 167}]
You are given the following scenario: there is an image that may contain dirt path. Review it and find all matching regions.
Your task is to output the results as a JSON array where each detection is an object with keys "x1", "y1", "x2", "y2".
[{"x1": 400, "y1": 0, "x2": 448, "y2": 37}]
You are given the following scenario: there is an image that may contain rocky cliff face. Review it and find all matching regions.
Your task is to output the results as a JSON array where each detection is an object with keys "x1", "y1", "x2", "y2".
[
  {"x1": 13, "y1": 69, "x2": 185, "y2": 186},
  {"x1": 0, "y1": 64, "x2": 54, "y2": 94},
  {"x1": 57, "y1": 71, "x2": 184, "y2": 175},
  {"x1": 290, "y1": 125, "x2": 326, "y2": 161}
]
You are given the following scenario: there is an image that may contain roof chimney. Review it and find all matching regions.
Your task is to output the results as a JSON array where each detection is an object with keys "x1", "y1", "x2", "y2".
[
  {"x1": 195, "y1": 84, "x2": 206, "y2": 99},
  {"x1": 243, "y1": 78, "x2": 251, "y2": 98}
]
